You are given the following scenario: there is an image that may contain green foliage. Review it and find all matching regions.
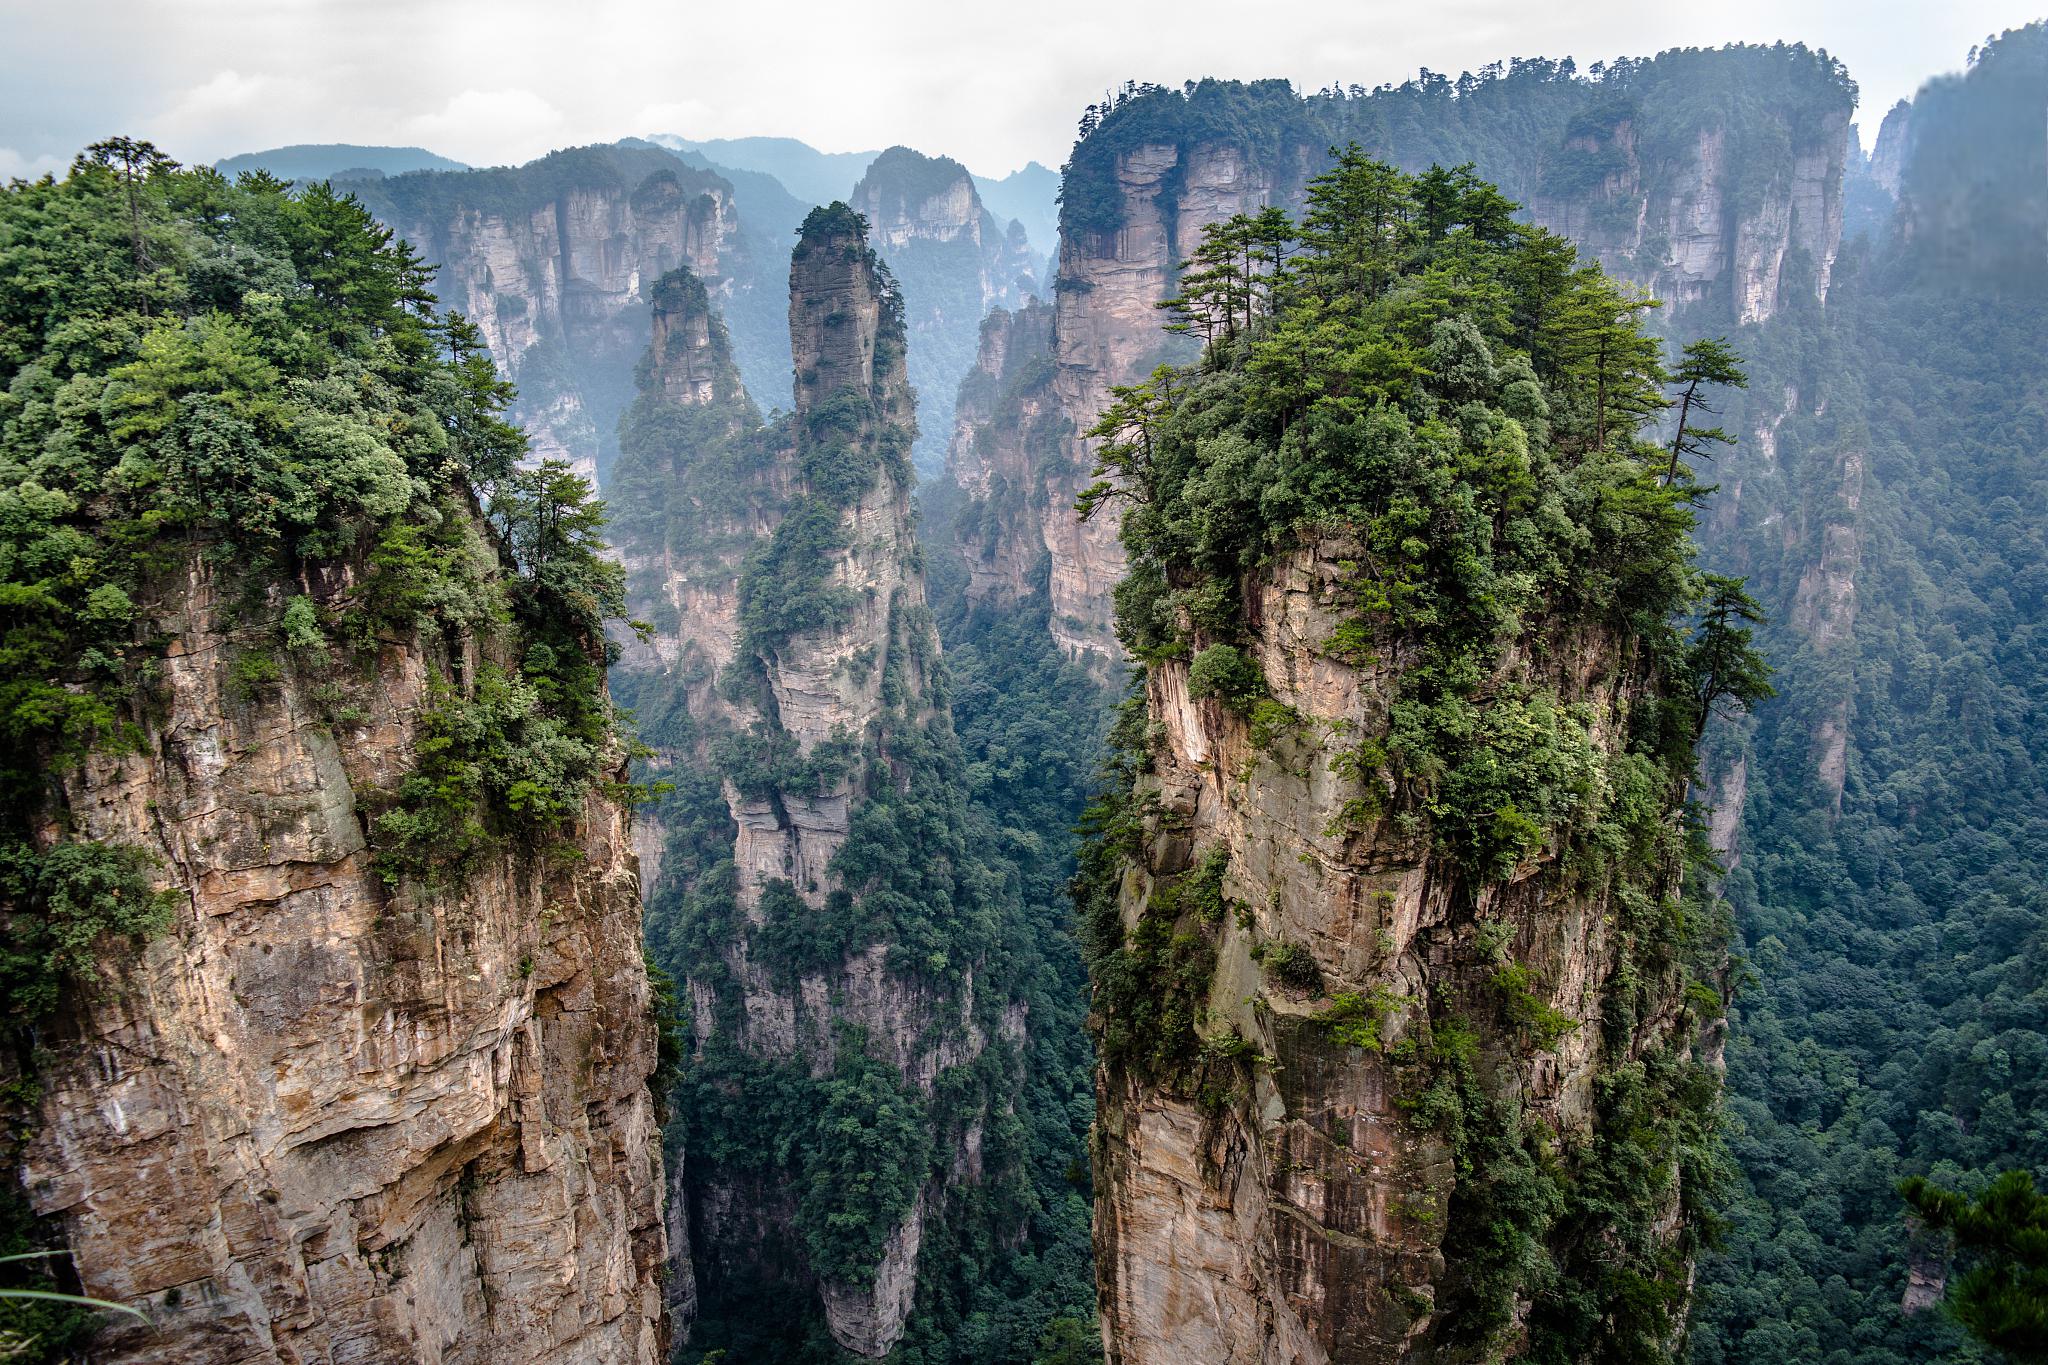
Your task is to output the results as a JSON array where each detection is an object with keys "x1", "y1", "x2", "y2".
[
  {"x1": 372, "y1": 663, "x2": 605, "y2": 883},
  {"x1": 1663, "y1": 337, "x2": 1748, "y2": 486},
  {"x1": 1252, "y1": 938, "x2": 1323, "y2": 993},
  {"x1": 1074, "y1": 150, "x2": 1747, "y2": 1365},
  {"x1": 1184, "y1": 644, "x2": 1264, "y2": 713},
  {"x1": 1080, "y1": 153, "x2": 1748, "y2": 890},
  {"x1": 0, "y1": 841, "x2": 176, "y2": 1021},
  {"x1": 1689, "y1": 47, "x2": 2048, "y2": 1350},
  {"x1": 798, "y1": 1046, "x2": 934, "y2": 1285},
  {"x1": 0, "y1": 146, "x2": 621, "y2": 936},
  {"x1": 1899, "y1": 1170, "x2": 2048, "y2": 1362},
  {"x1": 1319, "y1": 986, "x2": 1403, "y2": 1050}
]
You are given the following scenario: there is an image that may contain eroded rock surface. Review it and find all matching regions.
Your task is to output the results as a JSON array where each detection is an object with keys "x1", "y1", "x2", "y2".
[{"x1": 18, "y1": 553, "x2": 667, "y2": 1364}]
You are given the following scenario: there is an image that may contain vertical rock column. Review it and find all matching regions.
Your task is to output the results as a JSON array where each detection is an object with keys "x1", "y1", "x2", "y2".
[{"x1": 617, "y1": 206, "x2": 1009, "y2": 1358}]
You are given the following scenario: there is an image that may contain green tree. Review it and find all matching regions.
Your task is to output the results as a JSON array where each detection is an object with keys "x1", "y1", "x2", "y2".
[
  {"x1": 1687, "y1": 574, "x2": 1774, "y2": 742},
  {"x1": 1663, "y1": 337, "x2": 1748, "y2": 486},
  {"x1": 1900, "y1": 1170, "x2": 2048, "y2": 1363},
  {"x1": 79, "y1": 136, "x2": 177, "y2": 276}
]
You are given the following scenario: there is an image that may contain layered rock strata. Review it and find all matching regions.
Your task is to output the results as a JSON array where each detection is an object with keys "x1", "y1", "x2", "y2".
[{"x1": 15, "y1": 543, "x2": 668, "y2": 1364}]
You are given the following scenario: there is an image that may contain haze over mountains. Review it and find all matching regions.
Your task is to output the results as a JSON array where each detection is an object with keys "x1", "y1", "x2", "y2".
[{"x1": 4, "y1": 17, "x2": 2047, "y2": 1365}]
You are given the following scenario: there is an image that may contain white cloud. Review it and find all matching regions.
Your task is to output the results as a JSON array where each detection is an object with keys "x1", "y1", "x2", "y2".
[
  {"x1": 405, "y1": 89, "x2": 567, "y2": 167},
  {"x1": 0, "y1": 148, "x2": 65, "y2": 182},
  {"x1": 631, "y1": 100, "x2": 716, "y2": 139},
  {"x1": 1, "y1": 0, "x2": 2042, "y2": 179}
]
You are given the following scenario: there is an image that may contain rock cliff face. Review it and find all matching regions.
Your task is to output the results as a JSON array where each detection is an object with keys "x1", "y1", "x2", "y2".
[
  {"x1": 1088, "y1": 548, "x2": 1712, "y2": 1365},
  {"x1": 1044, "y1": 139, "x2": 1313, "y2": 660},
  {"x1": 1525, "y1": 105, "x2": 1849, "y2": 324},
  {"x1": 346, "y1": 146, "x2": 761, "y2": 484},
  {"x1": 851, "y1": 147, "x2": 1045, "y2": 475},
  {"x1": 1867, "y1": 101, "x2": 1913, "y2": 197},
  {"x1": 14, "y1": 537, "x2": 668, "y2": 1363},
  {"x1": 945, "y1": 299, "x2": 1061, "y2": 607},
  {"x1": 612, "y1": 208, "x2": 1016, "y2": 1358},
  {"x1": 941, "y1": 128, "x2": 1318, "y2": 661}
]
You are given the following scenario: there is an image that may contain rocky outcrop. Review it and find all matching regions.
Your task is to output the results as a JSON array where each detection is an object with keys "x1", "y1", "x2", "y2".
[
  {"x1": 614, "y1": 206, "x2": 1009, "y2": 1357},
  {"x1": 946, "y1": 128, "x2": 1317, "y2": 663},
  {"x1": 14, "y1": 545, "x2": 667, "y2": 1363},
  {"x1": 1867, "y1": 101, "x2": 1913, "y2": 197},
  {"x1": 1090, "y1": 545, "x2": 1710, "y2": 1365},
  {"x1": 851, "y1": 147, "x2": 1045, "y2": 475},
  {"x1": 1527, "y1": 104, "x2": 1850, "y2": 324},
  {"x1": 1049, "y1": 139, "x2": 1314, "y2": 661},
  {"x1": 347, "y1": 146, "x2": 752, "y2": 484},
  {"x1": 944, "y1": 300, "x2": 1061, "y2": 607}
]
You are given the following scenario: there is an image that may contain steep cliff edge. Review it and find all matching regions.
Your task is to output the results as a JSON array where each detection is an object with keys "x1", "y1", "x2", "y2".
[
  {"x1": 851, "y1": 147, "x2": 1044, "y2": 476},
  {"x1": 1074, "y1": 159, "x2": 1749, "y2": 1364},
  {"x1": 612, "y1": 207, "x2": 1082, "y2": 1359},
  {"x1": 941, "y1": 53, "x2": 1854, "y2": 666},
  {"x1": 943, "y1": 299, "x2": 1062, "y2": 608},
  {"x1": 0, "y1": 158, "x2": 665, "y2": 1362}
]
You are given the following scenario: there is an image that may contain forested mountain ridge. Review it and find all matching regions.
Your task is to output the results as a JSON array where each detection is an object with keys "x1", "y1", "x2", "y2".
[
  {"x1": 609, "y1": 207, "x2": 1095, "y2": 1362},
  {"x1": 0, "y1": 146, "x2": 666, "y2": 1362}
]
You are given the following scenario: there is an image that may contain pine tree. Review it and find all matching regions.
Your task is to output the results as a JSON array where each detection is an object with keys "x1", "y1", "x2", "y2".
[
  {"x1": 1663, "y1": 336, "x2": 1749, "y2": 486},
  {"x1": 1901, "y1": 1170, "x2": 2048, "y2": 1364}
]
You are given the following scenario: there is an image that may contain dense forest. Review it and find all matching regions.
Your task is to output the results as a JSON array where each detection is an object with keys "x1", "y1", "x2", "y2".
[{"x1": 1688, "y1": 24, "x2": 2048, "y2": 1365}]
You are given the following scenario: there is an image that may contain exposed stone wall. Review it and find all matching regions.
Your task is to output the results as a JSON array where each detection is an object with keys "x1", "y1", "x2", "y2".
[{"x1": 16, "y1": 549, "x2": 667, "y2": 1364}]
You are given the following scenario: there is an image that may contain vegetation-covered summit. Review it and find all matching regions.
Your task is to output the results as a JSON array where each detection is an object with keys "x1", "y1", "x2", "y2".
[
  {"x1": 1075, "y1": 151, "x2": 1766, "y2": 1362},
  {"x1": 0, "y1": 142, "x2": 624, "y2": 1015}
]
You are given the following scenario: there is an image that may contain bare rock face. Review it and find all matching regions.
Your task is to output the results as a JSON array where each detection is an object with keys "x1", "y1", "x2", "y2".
[
  {"x1": 1527, "y1": 106, "x2": 1850, "y2": 324},
  {"x1": 941, "y1": 136, "x2": 1313, "y2": 665},
  {"x1": 944, "y1": 299, "x2": 1061, "y2": 607},
  {"x1": 1868, "y1": 100, "x2": 1913, "y2": 197},
  {"x1": 1048, "y1": 140, "x2": 1315, "y2": 663},
  {"x1": 15, "y1": 551, "x2": 667, "y2": 1363},
  {"x1": 349, "y1": 147, "x2": 743, "y2": 483},
  {"x1": 850, "y1": 146, "x2": 1046, "y2": 474},
  {"x1": 941, "y1": 66, "x2": 1854, "y2": 666},
  {"x1": 612, "y1": 207, "x2": 1001, "y2": 1357},
  {"x1": 1090, "y1": 545, "x2": 1709, "y2": 1365}
]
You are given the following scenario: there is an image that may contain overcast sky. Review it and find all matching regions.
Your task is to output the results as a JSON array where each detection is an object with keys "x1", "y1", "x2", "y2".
[{"x1": 1, "y1": 0, "x2": 2040, "y2": 181}]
